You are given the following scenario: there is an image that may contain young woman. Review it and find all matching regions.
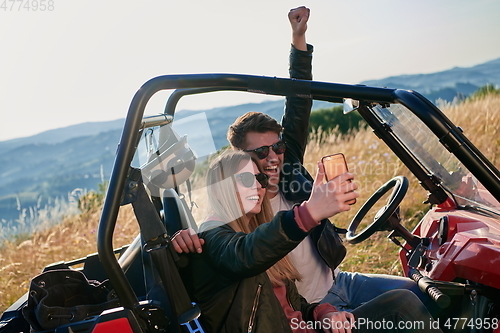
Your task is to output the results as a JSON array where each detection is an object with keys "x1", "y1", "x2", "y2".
[{"x1": 178, "y1": 150, "x2": 442, "y2": 333}]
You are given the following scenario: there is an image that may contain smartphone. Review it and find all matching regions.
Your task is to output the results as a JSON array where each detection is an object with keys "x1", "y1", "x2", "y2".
[{"x1": 321, "y1": 153, "x2": 356, "y2": 205}]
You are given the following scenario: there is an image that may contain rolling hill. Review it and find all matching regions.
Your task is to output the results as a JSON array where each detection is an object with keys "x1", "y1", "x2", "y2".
[{"x1": 361, "y1": 57, "x2": 500, "y2": 102}]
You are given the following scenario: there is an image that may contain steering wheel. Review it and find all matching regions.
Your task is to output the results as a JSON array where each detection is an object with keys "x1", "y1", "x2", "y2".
[{"x1": 346, "y1": 176, "x2": 409, "y2": 244}]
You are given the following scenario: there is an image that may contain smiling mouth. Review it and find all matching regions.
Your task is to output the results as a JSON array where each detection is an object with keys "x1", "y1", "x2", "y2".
[
  {"x1": 246, "y1": 195, "x2": 260, "y2": 201},
  {"x1": 264, "y1": 165, "x2": 278, "y2": 173}
]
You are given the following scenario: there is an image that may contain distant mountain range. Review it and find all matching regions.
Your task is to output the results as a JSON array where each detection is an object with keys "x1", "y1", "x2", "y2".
[
  {"x1": 362, "y1": 57, "x2": 500, "y2": 102},
  {"x1": 1, "y1": 57, "x2": 499, "y2": 226},
  {"x1": 0, "y1": 99, "x2": 329, "y2": 225}
]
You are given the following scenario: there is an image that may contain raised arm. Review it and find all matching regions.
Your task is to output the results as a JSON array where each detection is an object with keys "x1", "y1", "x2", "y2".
[
  {"x1": 288, "y1": 6, "x2": 309, "y2": 51},
  {"x1": 282, "y1": 6, "x2": 313, "y2": 165}
]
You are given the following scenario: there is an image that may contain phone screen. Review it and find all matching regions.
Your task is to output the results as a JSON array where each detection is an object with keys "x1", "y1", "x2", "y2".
[{"x1": 321, "y1": 153, "x2": 356, "y2": 205}]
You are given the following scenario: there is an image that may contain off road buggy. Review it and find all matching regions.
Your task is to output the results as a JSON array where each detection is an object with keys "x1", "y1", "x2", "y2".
[{"x1": 1, "y1": 74, "x2": 499, "y2": 333}]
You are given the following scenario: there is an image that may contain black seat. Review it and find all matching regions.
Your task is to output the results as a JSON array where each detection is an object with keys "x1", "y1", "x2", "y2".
[{"x1": 162, "y1": 188, "x2": 198, "y2": 235}]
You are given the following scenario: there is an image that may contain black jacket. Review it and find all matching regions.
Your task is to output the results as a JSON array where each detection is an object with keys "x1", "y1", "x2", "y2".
[
  {"x1": 279, "y1": 45, "x2": 347, "y2": 271},
  {"x1": 184, "y1": 211, "x2": 318, "y2": 333}
]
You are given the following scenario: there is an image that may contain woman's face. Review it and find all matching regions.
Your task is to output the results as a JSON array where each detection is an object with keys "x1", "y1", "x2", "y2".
[{"x1": 235, "y1": 159, "x2": 266, "y2": 219}]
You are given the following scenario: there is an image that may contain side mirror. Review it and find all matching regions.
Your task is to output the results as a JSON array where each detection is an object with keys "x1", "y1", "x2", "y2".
[{"x1": 343, "y1": 98, "x2": 359, "y2": 114}]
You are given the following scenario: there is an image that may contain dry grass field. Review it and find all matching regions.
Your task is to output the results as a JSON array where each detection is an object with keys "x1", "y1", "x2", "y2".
[
  {"x1": 0, "y1": 194, "x2": 139, "y2": 311},
  {"x1": 1, "y1": 94, "x2": 499, "y2": 313}
]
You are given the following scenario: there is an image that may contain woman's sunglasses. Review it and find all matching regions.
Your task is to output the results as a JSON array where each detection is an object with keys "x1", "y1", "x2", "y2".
[
  {"x1": 235, "y1": 172, "x2": 269, "y2": 188},
  {"x1": 243, "y1": 140, "x2": 287, "y2": 160}
]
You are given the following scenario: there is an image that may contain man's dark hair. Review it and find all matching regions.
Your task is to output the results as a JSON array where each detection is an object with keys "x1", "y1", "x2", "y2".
[{"x1": 227, "y1": 112, "x2": 283, "y2": 149}]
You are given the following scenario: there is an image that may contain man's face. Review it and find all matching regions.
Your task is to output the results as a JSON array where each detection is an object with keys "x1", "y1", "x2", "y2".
[{"x1": 242, "y1": 131, "x2": 284, "y2": 194}]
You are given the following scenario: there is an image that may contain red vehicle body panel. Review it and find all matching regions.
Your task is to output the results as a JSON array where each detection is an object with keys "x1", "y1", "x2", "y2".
[
  {"x1": 91, "y1": 318, "x2": 135, "y2": 333},
  {"x1": 401, "y1": 199, "x2": 500, "y2": 290}
]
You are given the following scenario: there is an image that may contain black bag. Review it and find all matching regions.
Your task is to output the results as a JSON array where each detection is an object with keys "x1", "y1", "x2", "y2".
[{"x1": 22, "y1": 269, "x2": 120, "y2": 331}]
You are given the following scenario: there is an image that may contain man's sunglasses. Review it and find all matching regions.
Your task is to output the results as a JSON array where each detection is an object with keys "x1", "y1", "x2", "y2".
[
  {"x1": 235, "y1": 172, "x2": 269, "y2": 188},
  {"x1": 243, "y1": 140, "x2": 287, "y2": 160}
]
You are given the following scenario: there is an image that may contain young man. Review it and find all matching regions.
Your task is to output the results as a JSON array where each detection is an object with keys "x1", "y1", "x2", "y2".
[
  {"x1": 225, "y1": 6, "x2": 347, "y2": 304},
  {"x1": 173, "y1": 6, "x2": 431, "y2": 313}
]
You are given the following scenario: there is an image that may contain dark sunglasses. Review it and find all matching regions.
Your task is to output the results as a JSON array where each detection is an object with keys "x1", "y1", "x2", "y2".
[
  {"x1": 234, "y1": 172, "x2": 269, "y2": 188},
  {"x1": 243, "y1": 140, "x2": 287, "y2": 160}
]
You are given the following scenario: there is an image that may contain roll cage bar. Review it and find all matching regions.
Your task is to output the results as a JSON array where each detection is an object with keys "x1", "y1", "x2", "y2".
[{"x1": 98, "y1": 73, "x2": 500, "y2": 312}]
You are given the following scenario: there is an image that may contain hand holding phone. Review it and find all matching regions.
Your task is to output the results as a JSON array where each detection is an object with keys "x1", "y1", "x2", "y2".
[{"x1": 321, "y1": 153, "x2": 356, "y2": 205}]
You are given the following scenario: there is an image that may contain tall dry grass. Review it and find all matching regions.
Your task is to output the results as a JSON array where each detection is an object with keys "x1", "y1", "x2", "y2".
[
  {"x1": 0, "y1": 193, "x2": 139, "y2": 312},
  {"x1": 305, "y1": 119, "x2": 423, "y2": 275},
  {"x1": 1, "y1": 94, "x2": 499, "y2": 314}
]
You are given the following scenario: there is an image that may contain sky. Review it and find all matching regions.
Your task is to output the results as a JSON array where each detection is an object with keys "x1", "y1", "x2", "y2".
[{"x1": 1, "y1": 0, "x2": 499, "y2": 142}]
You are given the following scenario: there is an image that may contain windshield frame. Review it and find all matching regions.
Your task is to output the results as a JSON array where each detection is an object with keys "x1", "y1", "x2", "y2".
[
  {"x1": 351, "y1": 90, "x2": 500, "y2": 205},
  {"x1": 365, "y1": 102, "x2": 500, "y2": 212}
]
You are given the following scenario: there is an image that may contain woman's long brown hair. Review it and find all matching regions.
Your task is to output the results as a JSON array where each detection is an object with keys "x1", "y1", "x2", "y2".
[{"x1": 206, "y1": 149, "x2": 301, "y2": 286}]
